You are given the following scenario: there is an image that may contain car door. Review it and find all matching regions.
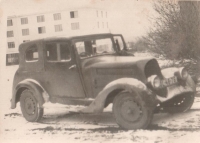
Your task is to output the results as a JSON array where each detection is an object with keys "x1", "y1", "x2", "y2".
[{"x1": 43, "y1": 41, "x2": 85, "y2": 98}]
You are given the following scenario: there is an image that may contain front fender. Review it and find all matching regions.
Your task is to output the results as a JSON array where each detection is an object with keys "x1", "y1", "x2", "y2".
[
  {"x1": 11, "y1": 79, "x2": 49, "y2": 109},
  {"x1": 80, "y1": 78, "x2": 158, "y2": 113}
]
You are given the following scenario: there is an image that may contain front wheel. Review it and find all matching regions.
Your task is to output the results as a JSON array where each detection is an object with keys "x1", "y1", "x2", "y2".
[
  {"x1": 20, "y1": 89, "x2": 43, "y2": 122},
  {"x1": 113, "y1": 91, "x2": 153, "y2": 130}
]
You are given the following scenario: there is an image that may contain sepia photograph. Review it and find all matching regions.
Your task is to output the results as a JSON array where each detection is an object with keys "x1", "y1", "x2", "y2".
[{"x1": 0, "y1": 0, "x2": 200, "y2": 142}]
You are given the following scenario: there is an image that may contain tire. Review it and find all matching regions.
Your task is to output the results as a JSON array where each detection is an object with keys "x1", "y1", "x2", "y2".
[
  {"x1": 20, "y1": 89, "x2": 43, "y2": 122},
  {"x1": 161, "y1": 92, "x2": 195, "y2": 114},
  {"x1": 113, "y1": 91, "x2": 153, "y2": 130}
]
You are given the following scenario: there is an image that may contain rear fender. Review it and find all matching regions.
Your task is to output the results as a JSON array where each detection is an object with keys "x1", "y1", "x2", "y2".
[
  {"x1": 80, "y1": 78, "x2": 158, "y2": 113},
  {"x1": 11, "y1": 79, "x2": 49, "y2": 109}
]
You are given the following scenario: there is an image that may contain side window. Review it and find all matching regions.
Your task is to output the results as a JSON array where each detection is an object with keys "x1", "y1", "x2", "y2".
[
  {"x1": 75, "y1": 39, "x2": 114, "y2": 58},
  {"x1": 95, "y1": 39, "x2": 113, "y2": 54},
  {"x1": 75, "y1": 42, "x2": 86, "y2": 55},
  {"x1": 46, "y1": 43, "x2": 71, "y2": 62},
  {"x1": 25, "y1": 45, "x2": 39, "y2": 62},
  {"x1": 75, "y1": 41, "x2": 94, "y2": 58}
]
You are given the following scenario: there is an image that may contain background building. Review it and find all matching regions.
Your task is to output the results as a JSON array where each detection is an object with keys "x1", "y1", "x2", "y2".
[{"x1": 6, "y1": 7, "x2": 110, "y2": 66}]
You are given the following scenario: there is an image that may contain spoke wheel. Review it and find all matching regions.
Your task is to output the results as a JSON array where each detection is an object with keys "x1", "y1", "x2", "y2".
[
  {"x1": 20, "y1": 89, "x2": 43, "y2": 122},
  {"x1": 162, "y1": 92, "x2": 194, "y2": 113},
  {"x1": 113, "y1": 92, "x2": 153, "y2": 130}
]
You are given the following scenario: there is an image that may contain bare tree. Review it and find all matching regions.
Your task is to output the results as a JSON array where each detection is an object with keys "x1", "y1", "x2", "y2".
[{"x1": 145, "y1": 0, "x2": 200, "y2": 77}]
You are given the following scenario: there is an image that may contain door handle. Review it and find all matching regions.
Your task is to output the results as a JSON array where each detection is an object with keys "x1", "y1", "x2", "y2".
[{"x1": 69, "y1": 64, "x2": 76, "y2": 70}]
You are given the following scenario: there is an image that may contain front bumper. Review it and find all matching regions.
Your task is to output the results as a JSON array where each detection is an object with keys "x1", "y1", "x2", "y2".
[{"x1": 156, "y1": 67, "x2": 196, "y2": 103}]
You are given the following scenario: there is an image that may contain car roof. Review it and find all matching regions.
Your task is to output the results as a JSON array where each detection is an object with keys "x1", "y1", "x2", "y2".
[
  {"x1": 19, "y1": 33, "x2": 117, "y2": 52},
  {"x1": 45, "y1": 33, "x2": 114, "y2": 42}
]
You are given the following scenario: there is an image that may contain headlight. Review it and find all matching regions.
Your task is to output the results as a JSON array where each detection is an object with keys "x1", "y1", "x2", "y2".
[
  {"x1": 148, "y1": 75, "x2": 161, "y2": 89},
  {"x1": 179, "y1": 67, "x2": 188, "y2": 80}
]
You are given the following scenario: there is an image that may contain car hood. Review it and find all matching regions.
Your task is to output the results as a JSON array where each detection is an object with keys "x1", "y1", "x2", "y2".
[
  {"x1": 81, "y1": 55, "x2": 165, "y2": 98},
  {"x1": 81, "y1": 55, "x2": 155, "y2": 70}
]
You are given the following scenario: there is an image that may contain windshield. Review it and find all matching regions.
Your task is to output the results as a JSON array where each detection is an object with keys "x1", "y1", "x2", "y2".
[{"x1": 75, "y1": 38, "x2": 115, "y2": 58}]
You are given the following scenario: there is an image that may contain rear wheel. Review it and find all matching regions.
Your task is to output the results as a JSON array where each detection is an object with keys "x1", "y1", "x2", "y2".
[
  {"x1": 20, "y1": 89, "x2": 43, "y2": 122},
  {"x1": 161, "y1": 92, "x2": 194, "y2": 113},
  {"x1": 113, "y1": 92, "x2": 153, "y2": 130}
]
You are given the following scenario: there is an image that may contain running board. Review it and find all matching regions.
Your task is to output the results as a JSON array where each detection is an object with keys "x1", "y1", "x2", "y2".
[{"x1": 50, "y1": 97, "x2": 94, "y2": 106}]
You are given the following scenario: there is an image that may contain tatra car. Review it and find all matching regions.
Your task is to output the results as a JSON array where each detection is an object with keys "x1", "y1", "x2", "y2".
[{"x1": 11, "y1": 33, "x2": 196, "y2": 130}]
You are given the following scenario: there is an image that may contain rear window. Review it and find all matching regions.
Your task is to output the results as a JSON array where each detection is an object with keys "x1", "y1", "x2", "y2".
[{"x1": 25, "y1": 45, "x2": 38, "y2": 62}]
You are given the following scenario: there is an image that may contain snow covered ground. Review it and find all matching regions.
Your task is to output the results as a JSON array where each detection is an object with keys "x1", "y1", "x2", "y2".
[
  {"x1": 1, "y1": 52, "x2": 200, "y2": 143},
  {"x1": 1, "y1": 97, "x2": 200, "y2": 143}
]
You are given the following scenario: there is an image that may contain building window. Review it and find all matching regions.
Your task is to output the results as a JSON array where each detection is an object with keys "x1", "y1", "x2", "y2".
[
  {"x1": 7, "y1": 42, "x2": 15, "y2": 48},
  {"x1": 102, "y1": 22, "x2": 104, "y2": 28},
  {"x1": 6, "y1": 53, "x2": 19, "y2": 66},
  {"x1": 7, "y1": 20, "x2": 13, "y2": 26},
  {"x1": 7, "y1": 31, "x2": 14, "y2": 37},
  {"x1": 70, "y1": 11, "x2": 78, "y2": 18},
  {"x1": 97, "y1": 11, "x2": 98, "y2": 17},
  {"x1": 107, "y1": 22, "x2": 108, "y2": 28},
  {"x1": 71, "y1": 22, "x2": 79, "y2": 30},
  {"x1": 97, "y1": 22, "x2": 99, "y2": 28},
  {"x1": 55, "y1": 24, "x2": 63, "y2": 32},
  {"x1": 22, "y1": 29, "x2": 29, "y2": 36},
  {"x1": 21, "y1": 17, "x2": 28, "y2": 25},
  {"x1": 101, "y1": 11, "x2": 103, "y2": 17},
  {"x1": 38, "y1": 27, "x2": 46, "y2": 34},
  {"x1": 37, "y1": 15, "x2": 45, "y2": 22},
  {"x1": 54, "y1": 13, "x2": 61, "y2": 20}
]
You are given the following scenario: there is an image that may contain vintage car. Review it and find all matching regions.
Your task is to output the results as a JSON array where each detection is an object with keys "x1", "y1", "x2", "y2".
[{"x1": 11, "y1": 33, "x2": 196, "y2": 130}]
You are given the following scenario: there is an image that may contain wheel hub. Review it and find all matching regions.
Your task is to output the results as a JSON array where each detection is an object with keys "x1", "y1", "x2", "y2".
[
  {"x1": 24, "y1": 97, "x2": 36, "y2": 115},
  {"x1": 121, "y1": 100, "x2": 142, "y2": 122}
]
